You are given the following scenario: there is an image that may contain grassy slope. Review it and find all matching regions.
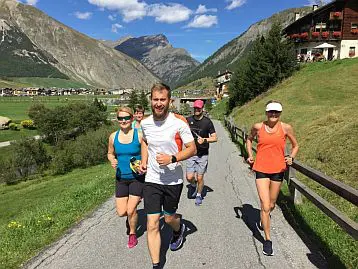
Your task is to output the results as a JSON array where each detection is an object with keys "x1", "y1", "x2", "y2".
[
  {"x1": 0, "y1": 77, "x2": 90, "y2": 89},
  {"x1": 0, "y1": 164, "x2": 114, "y2": 269},
  {"x1": 228, "y1": 58, "x2": 358, "y2": 268}
]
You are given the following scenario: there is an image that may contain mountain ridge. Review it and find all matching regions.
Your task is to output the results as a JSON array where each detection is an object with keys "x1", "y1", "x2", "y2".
[{"x1": 0, "y1": 0, "x2": 158, "y2": 89}]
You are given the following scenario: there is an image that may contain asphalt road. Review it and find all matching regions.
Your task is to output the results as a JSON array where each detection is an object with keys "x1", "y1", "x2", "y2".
[{"x1": 23, "y1": 121, "x2": 327, "y2": 269}]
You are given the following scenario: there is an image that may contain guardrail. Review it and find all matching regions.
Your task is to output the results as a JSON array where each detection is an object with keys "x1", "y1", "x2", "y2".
[{"x1": 224, "y1": 118, "x2": 358, "y2": 240}]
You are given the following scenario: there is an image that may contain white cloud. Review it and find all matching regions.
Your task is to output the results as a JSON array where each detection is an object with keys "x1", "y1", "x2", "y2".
[
  {"x1": 186, "y1": 15, "x2": 218, "y2": 28},
  {"x1": 88, "y1": 0, "x2": 147, "y2": 22},
  {"x1": 74, "y1": 11, "x2": 93, "y2": 20},
  {"x1": 17, "y1": 0, "x2": 39, "y2": 5},
  {"x1": 108, "y1": 14, "x2": 116, "y2": 21},
  {"x1": 205, "y1": 39, "x2": 212, "y2": 43},
  {"x1": 195, "y1": 4, "x2": 217, "y2": 14},
  {"x1": 147, "y1": 4, "x2": 192, "y2": 23},
  {"x1": 111, "y1": 23, "x2": 123, "y2": 33},
  {"x1": 225, "y1": 0, "x2": 246, "y2": 10}
]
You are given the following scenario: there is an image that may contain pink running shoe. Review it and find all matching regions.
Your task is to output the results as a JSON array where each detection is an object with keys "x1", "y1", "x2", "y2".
[{"x1": 127, "y1": 234, "x2": 138, "y2": 249}]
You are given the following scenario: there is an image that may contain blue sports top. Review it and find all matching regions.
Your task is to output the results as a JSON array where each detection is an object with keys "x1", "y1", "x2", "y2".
[{"x1": 114, "y1": 128, "x2": 141, "y2": 180}]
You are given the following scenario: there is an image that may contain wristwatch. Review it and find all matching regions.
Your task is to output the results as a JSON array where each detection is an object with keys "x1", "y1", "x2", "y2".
[
  {"x1": 171, "y1": 155, "x2": 177, "y2": 163},
  {"x1": 203, "y1": 138, "x2": 207, "y2": 143}
]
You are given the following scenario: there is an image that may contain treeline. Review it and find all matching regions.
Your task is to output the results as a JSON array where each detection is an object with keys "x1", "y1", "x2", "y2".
[
  {"x1": 228, "y1": 22, "x2": 298, "y2": 111},
  {"x1": 0, "y1": 98, "x2": 115, "y2": 184}
]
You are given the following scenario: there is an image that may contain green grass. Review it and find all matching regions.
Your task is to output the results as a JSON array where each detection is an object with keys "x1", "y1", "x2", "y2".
[
  {"x1": 209, "y1": 98, "x2": 228, "y2": 121},
  {"x1": 0, "y1": 129, "x2": 38, "y2": 143},
  {"x1": 0, "y1": 77, "x2": 90, "y2": 88},
  {"x1": 229, "y1": 57, "x2": 358, "y2": 268},
  {"x1": 0, "y1": 163, "x2": 114, "y2": 269}
]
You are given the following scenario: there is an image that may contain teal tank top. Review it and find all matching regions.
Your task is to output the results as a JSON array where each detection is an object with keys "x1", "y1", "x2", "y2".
[{"x1": 114, "y1": 128, "x2": 141, "y2": 180}]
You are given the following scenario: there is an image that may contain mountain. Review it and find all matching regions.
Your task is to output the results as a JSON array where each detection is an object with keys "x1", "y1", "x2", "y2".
[
  {"x1": 0, "y1": 19, "x2": 68, "y2": 79},
  {"x1": 114, "y1": 34, "x2": 200, "y2": 87},
  {"x1": 101, "y1": 36, "x2": 132, "y2": 49},
  {"x1": 177, "y1": 7, "x2": 312, "y2": 87},
  {"x1": 0, "y1": 0, "x2": 158, "y2": 89}
]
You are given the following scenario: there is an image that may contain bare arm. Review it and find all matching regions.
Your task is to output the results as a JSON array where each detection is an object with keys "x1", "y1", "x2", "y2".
[
  {"x1": 197, "y1": 132, "x2": 217, "y2": 144},
  {"x1": 283, "y1": 123, "x2": 299, "y2": 165},
  {"x1": 107, "y1": 132, "x2": 117, "y2": 169},
  {"x1": 139, "y1": 138, "x2": 148, "y2": 174},
  {"x1": 156, "y1": 140, "x2": 197, "y2": 166},
  {"x1": 246, "y1": 123, "x2": 260, "y2": 164}
]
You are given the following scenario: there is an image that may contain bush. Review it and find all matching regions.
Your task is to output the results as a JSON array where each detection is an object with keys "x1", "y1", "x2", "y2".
[
  {"x1": 9, "y1": 123, "x2": 20, "y2": 131},
  {"x1": 21, "y1": 119, "x2": 35, "y2": 129}
]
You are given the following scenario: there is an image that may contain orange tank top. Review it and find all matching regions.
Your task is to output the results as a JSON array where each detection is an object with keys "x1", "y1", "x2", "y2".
[{"x1": 253, "y1": 122, "x2": 286, "y2": 173}]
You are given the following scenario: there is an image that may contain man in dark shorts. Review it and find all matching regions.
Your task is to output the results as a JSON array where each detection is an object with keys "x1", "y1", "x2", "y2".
[
  {"x1": 140, "y1": 83, "x2": 196, "y2": 269},
  {"x1": 186, "y1": 100, "x2": 217, "y2": 206}
]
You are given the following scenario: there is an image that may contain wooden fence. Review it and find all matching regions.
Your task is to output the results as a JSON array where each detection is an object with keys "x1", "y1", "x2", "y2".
[{"x1": 224, "y1": 118, "x2": 358, "y2": 240}]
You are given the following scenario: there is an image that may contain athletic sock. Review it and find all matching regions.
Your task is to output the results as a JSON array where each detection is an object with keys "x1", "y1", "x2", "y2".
[
  {"x1": 196, "y1": 193, "x2": 201, "y2": 197},
  {"x1": 153, "y1": 263, "x2": 160, "y2": 268}
]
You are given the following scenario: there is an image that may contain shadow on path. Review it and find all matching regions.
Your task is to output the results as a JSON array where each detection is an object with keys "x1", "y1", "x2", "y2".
[
  {"x1": 186, "y1": 184, "x2": 214, "y2": 199},
  {"x1": 136, "y1": 209, "x2": 147, "y2": 238},
  {"x1": 234, "y1": 204, "x2": 264, "y2": 244},
  {"x1": 159, "y1": 216, "x2": 197, "y2": 268}
]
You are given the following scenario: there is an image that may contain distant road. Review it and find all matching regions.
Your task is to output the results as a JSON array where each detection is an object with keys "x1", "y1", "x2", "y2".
[
  {"x1": 23, "y1": 121, "x2": 327, "y2": 269},
  {"x1": 0, "y1": 135, "x2": 41, "y2": 148}
]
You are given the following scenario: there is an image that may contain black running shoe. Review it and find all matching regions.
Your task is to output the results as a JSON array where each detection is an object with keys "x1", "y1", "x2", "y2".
[{"x1": 263, "y1": 240, "x2": 274, "y2": 256}]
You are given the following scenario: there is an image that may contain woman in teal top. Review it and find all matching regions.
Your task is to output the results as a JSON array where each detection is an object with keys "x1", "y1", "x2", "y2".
[{"x1": 107, "y1": 106, "x2": 144, "y2": 249}]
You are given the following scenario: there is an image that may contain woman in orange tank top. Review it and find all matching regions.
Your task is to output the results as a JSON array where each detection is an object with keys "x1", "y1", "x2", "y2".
[{"x1": 246, "y1": 100, "x2": 299, "y2": 256}]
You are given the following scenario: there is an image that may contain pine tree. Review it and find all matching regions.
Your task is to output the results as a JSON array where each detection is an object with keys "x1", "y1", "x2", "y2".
[
  {"x1": 128, "y1": 90, "x2": 138, "y2": 110},
  {"x1": 139, "y1": 90, "x2": 149, "y2": 111}
]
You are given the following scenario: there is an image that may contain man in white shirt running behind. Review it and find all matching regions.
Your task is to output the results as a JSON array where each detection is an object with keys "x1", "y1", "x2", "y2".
[{"x1": 140, "y1": 83, "x2": 196, "y2": 269}]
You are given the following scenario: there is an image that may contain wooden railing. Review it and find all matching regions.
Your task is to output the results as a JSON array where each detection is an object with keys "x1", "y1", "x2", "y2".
[{"x1": 224, "y1": 118, "x2": 358, "y2": 240}]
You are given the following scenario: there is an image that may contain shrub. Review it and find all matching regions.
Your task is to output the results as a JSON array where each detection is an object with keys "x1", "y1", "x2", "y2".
[
  {"x1": 9, "y1": 123, "x2": 20, "y2": 131},
  {"x1": 21, "y1": 119, "x2": 35, "y2": 129}
]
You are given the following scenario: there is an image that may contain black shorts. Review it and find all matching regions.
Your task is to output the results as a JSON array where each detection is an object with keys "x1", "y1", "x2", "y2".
[
  {"x1": 255, "y1": 171, "x2": 285, "y2": 182},
  {"x1": 115, "y1": 179, "x2": 144, "y2": 198},
  {"x1": 143, "y1": 182, "x2": 183, "y2": 215}
]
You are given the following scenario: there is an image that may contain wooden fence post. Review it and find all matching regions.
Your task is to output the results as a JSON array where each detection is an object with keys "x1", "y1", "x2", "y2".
[{"x1": 286, "y1": 166, "x2": 303, "y2": 204}]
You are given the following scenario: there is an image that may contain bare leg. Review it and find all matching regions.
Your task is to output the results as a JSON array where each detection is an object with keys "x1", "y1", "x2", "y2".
[
  {"x1": 196, "y1": 174, "x2": 204, "y2": 195},
  {"x1": 127, "y1": 195, "x2": 141, "y2": 234},
  {"x1": 269, "y1": 181, "x2": 282, "y2": 212},
  {"x1": 255, "y1": 178, "x2": 271, "y2": 240},
  {"x1": 164, "y1": 213, "x2": 181, "y2": 232},
  {"x1": 147, "y1": 214, "x2": 161, "y2": 264},
  {"x1": 115, "y1": 197, "x2": 128, "y2": 217}
]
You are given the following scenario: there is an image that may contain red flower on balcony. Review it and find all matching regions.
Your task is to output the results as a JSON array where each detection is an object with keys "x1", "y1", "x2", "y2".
[
  {"x1": 312, "y1": 32, "x2": 320, "y2": 38},
  {"x1": 321, "y1": 31, "x2": 329, "y2": 38},
  {"x1": 351, "y1": 29, "x2": 358, "y2": 34},
  {"x1": 333, "y1": 12, "x2": 341, "y2": 17},
  {"x1": 333, "y1": 31, "x2": 341, "y2": 38},
  {"x1": 300, "y1": 32, "x2": 308, "y2": 39},
  {"x1": 291, "y1": 33, "x2": 300, "y2": 39}
]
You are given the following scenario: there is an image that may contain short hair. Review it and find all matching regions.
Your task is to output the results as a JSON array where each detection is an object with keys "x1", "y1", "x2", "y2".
[
  {"x1": 116, "y1": 106, "x2": 133, "y2": 116},
  {"x1": 150, "y1": 83, "x2": 171, "y2": 99},
  {"x1": 135, "y1": 104, "x2": 145, "y2": 113}
]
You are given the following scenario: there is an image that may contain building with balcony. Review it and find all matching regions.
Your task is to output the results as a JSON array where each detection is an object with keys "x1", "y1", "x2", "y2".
[
  {"x1": 284, "y1": 0, "x2": 358, "y2": 61},
  {"x1": 215, "y1": 70, "x2": 233, "y2": 99}
]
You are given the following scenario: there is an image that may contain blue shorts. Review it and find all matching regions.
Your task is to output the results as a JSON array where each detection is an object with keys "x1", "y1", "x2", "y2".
[{"x1": 186, "y1": 155, "x2": 209, "y2": 175}]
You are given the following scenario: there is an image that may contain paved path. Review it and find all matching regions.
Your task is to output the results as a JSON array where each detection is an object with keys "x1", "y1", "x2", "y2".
[
  {"x1": 23, "y1": 121, "x2": 327, "y2": 269},
  {"x1": 0, "y1": 135, "x2": 41, "y2": 148}
]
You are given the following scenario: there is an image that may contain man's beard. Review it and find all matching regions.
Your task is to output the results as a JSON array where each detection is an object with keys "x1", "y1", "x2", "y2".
[{"x1": 152, "y1": 105, "x2": 169, "y2": 121}]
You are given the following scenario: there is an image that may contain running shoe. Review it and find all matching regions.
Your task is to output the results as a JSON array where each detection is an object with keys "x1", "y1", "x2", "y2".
[
  {"x1": 263, "y1": 240, "x2": 274, "y2": 256},
  {"x1": 170, "y1": 223, "x2": 186, "y2": 251},
  {"x1": 195, "y1": 195, "x2": 203, "y2": 206},
  {"x1": 127, "y1": 234, "x2": 138, "y2": 249},
  {"x1": 125, "y1": 217, "x2": 130, "y2": 235}
]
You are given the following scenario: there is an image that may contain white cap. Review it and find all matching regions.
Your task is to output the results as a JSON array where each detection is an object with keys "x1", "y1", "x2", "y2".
[{"x1": 266, "y1": 102, "x2": 282, "y2": 112}]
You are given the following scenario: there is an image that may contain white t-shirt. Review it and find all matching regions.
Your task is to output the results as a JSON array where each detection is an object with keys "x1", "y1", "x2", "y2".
[{"x1": 141, "y1": 113, "x2": 194, "y2": 185}]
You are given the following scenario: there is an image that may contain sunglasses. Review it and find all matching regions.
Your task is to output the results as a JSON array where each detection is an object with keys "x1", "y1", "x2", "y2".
[
  {"x1": 267, "y1": 110, "x2": 281, "y2": 114},
  {"x1": 117, "y1": 115, "x2": 132, "y2": 121}
]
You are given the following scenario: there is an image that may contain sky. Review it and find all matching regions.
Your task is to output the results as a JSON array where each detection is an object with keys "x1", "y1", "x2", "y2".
[{"x1": 17, "y1": 0, "x2": 331, "y2": 62}]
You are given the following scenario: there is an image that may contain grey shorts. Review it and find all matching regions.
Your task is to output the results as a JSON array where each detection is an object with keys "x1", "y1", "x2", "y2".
[{"x1": 186, "y1": 155, "x2": 209, "y2": 175}]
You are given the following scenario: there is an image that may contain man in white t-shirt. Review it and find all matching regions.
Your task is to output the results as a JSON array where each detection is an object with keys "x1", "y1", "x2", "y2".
[{"x1": 140, "y1": 83, "x2": 196, "y2": 269}]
